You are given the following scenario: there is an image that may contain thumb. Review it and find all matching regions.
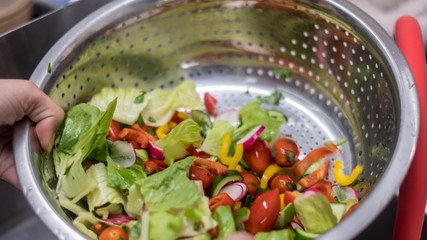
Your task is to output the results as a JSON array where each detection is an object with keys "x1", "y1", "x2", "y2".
[{"x1": 0, "y1": 80, "x2": 64, "y2": 152}]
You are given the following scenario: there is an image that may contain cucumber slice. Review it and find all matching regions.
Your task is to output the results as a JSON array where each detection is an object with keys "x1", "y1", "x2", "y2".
[
  {"x1": 238, "y1": 157, "x2": 251, "y2": 170},
  {"x1": 273, "y1": 203, "x2": 295, "y2": 229},
  {"x1": 267, "y1": 109, "x2": 288, "y2": 122},
  {"x1": 191, "y1": 109, "x2": 213, "y2": 138},
  {"x1": 209, "y1": 170, "x2": 243, "y2": 197},
  {"x1": 234, "y1": 207, "x2": 250, "y2": 231},
  {"x1": 330, "y1": 202, "x2": 347, "y2": 222},
  {"x1": 295, "y1": 228, "x2": 320, "y2": 240}
]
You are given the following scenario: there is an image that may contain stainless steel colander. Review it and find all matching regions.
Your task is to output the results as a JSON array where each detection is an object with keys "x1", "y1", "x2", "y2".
[{"x1": 13, "y1": 0, "x2": 421, "y2": 239}]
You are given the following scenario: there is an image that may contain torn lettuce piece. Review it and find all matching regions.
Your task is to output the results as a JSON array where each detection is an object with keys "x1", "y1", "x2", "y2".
[
  {"x1": 107, "y1": 156, "x2": 146, "y2": 191},
  {"x1": 126, "y1": 157, "x2": 199, "y2": 215},
  {"x1": 55, "y1": 149, "x2": 96, "y2": 202},
  {"x1": 200, "y1": 120, "x2": 235, "y2": 156},
  {"x1": 232, "y1": 101, "x2": 284, "y2": 144},
  {"x1": 294, "y1": 193, "x2": 337, "y2": 234},
  {"x1": 88, "y1": 87, "x2": 148, "y2": 125},
  {"x1": 141, "y1": 80, "x2": 202, "y2": 127},
  {"x1": 255, "y1": 229, "x2": 296, "y2": 240},
  {"x1": 72, "y1": 212, "x2": 99, "y2": 240},
  {"x1": 86, "y1": 163, "x2": 125, "y2": 212},
  {"x1": 154, "y1": 119, "x2": 202, "y2": 165},
  {"x1": 57, "y1": 103, "x2": 100, "y2": 154}
]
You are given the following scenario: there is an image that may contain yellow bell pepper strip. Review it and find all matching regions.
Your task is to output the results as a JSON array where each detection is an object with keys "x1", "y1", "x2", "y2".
[
  {"x1": 280, "y1": 193, "x2": 285, "y2": 210},
  {"x1": 168, "y1": 121, "x2": 177, "y2": 129},
  {"x1": 233, "y1": 201, "x2": 242, "y2": 211},
  {"x1": 156, "y1": 123, "x2": 170, "y2": 139},
  {"x1": 177, "y1": 111, "x2": 189, "y2": 120},
  {"x1": 219, "y1": 133, "x2": 233, "y2": 165},
  {"x1": 228, "y1": 143, "x2": 243, "y2": 170},
  {"x1": 333, "y1": 160, "x2": 363, "y2": 186},
  {"x1": 260, "y1": 163, "x2": 283, "y2": 189}
]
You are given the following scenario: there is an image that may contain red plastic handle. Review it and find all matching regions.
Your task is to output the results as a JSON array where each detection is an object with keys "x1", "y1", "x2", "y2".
[{"x1": 394, "y1": 16, "x2": 427, "y2": 240}]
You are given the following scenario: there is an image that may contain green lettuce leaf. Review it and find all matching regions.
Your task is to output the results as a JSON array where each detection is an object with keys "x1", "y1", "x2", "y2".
[
  {"x1": 294, "y1": 193, "x2": 337, "y2": 234},
  {"x1": 149, "y1": 211, "x2": 183, "y2": 240},
  {"x1": 154, "y1": 119, "x2": 202, "y2": 165},
  {"x1": 57, "y1": 103, "x2": 100, "y2": 154},
  {"x1": 200, "y1": 120, "x2": 234, "y2": 156},
  {"x1": 55, "y1": 149, "x2": 96, "y2": 201},
  {"x1": 85, "y1": 163, "x2": 126, "y2": 211},
  {"x1": 54, "y1": 99, "x2": 117, "y2": 202},
  {"x1": 255, "y1": 229, "x2": 296, "y2": 240},
  {"x1": 88, "y1": 87, "x2": 148, "y2": 125},
  {"x1": 126, "y1": 157, "x2": 199, "y2": 215},
  {"x1": 107, "y1": 156, "x2": 146, "y2": 191},
  {"x1": 141, "y1": 80, "x2": 202, "y2": 127},
  {"x1": 232, "y1": 101, "x2": 284, "y2": 143}
]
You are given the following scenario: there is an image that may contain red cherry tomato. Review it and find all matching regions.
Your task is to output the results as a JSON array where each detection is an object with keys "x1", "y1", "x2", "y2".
[
  {"x1": 108, "y1": 120, "x2": 121, "y2": 141},
  {"x1": 204, "y1": 92, "x2": 218, "y2": 114},
  {"x1": 189, "y1": 165, "x2": 216, "y2": 191},
  {"x1": 209, "y1": 193, "x2": 235, "y2": 212},
  {"x1": 273, "y1": 137, "x2": 300, "y2": 167},
  {"x1": 241, "y1": 172, "x2": 260, "y2": 195},
  {"x1": 245, "y1": 188, "x2": 281, "y2": 235},
  {"x1": 270, "y1": 175, "x2": 295, "y2": 194},
  {"x1": 244, "y1": 139, "x2": 272, "y2": 175},
  {"x1": 99, "y1": 226, "x2": 129, "y2": 240}
]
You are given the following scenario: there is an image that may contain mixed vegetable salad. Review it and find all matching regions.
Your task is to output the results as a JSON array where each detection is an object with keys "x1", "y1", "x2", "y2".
[{"x1": 49, "y1": 80, "x2": 363, "y2": 240}]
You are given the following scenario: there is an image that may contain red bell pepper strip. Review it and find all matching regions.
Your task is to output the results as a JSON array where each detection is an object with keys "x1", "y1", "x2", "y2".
[
  {"x1": 193, "y1": 157, "x2": 228, "y2": 175},
  {"x1": 310, "y1": 180, "x2": 335, "y2": 202},
  {"x1": 107, "y1": 120, "x2": 121, "y2": 141},
  {"x1": 131, "y1": 124, "x2": 158, "y2": 142},
  {"x1": 118, "y1": 128, "x2": 149, "y2": 148},
  {"x1": 209, "y1": 193, "x2": 234, "y2": 212},
  {"x1": 150, "y1": 158, "x2": 168, "y2": 170},
  {"x1": 297, "y1": 160, "x2": 330, "y2": 189},
  {"x1": 143, "y1": 161, "x2": 160, "y2": 174},
  {"x1": 293, "y1": 143, "x2": 339, "y2": 179},
  {"x1": 283, "y1": 190, "x2": 300, "y2": 206}
]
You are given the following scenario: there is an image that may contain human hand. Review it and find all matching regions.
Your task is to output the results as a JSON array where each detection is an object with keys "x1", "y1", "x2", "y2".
[{"x1": 0, "y1": 80, "x2": 64, "y2": 188}]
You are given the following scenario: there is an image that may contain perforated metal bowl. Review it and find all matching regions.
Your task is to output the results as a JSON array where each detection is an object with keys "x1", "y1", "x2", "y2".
[{"x1": 13, "y1": 0, "x2": 419, "y2": 239}]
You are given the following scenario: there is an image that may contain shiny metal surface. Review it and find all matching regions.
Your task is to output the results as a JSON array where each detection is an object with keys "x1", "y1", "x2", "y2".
[{"x1": 9, "y1": 0, "x2": 422, "y2": 239}]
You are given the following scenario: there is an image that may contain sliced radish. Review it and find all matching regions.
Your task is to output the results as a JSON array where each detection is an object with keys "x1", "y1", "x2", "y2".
[
  {"x1": 109, "y1": 214, "x2": 137, "y2": 221},
  {"x1": 110, "y1": 141, "x2": 137, "y2": 168},
  {"x1": 215, "y1": 109, "x2": 240, "y2": 128},
  {"x1": 302, "y1": 188, "x2": 321, "y2": 197},
  {"x1": 289, "y1": 221, "x2": 303, "y2": 231},
  {"x1": 147, "y1": 141, "x2": 164, "y2": 159},
  {"x1": 235, "y1": 125, "x2": 266, "y2": 149},
  {"x1": 331, "y1": 184, "x2": 359, "y2": 201},
  {"x1": 218, "y1": 181, "x2": 248, "y2": 202},
  {"x1": 102, "y1": 214, "x2": 137, "y2": 224}
]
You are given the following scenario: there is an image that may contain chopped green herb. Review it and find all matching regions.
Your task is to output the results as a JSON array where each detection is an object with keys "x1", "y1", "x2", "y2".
[
  {"x1": 134, "y1": 91, "x2": 146, "y2": 104},
  {"x1": 257, "y1": 90, "x2": 284, "y2": 106},
  {"x1": 273, "y1": 68, "x2": 292, "y2": 78},
  {"x1": 148, "y1": 116, "x2": 156, "y2": 123},
  {"x1": 47, "y1": 62, "x2": 52, "y2": 73},
  {"x1": 245, "y1": 89, "x2": 250, "y2": 95}
]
